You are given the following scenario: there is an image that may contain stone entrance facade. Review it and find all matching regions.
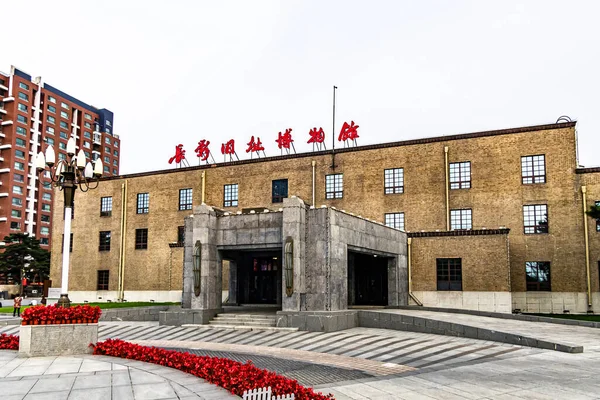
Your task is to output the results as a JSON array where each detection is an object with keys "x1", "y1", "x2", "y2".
[{"x1": 160, "y1": 197, "x2": 407, "y2": 328}]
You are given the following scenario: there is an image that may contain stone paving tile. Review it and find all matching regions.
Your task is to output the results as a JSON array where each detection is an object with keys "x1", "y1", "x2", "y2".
[
  {"x1": 72, "y1": 374, "x2": 111, "y2": 390},
  {"x1": 132, "y1": 382, "x2": 178, "y2": 399},
  {"x1": 68, "y1": 387, "x2": 112, "y2": 400},
  {"x1": 29, "y1": 376, "x2": 75, "y2": 393},
  {"x1": 111, "y1": 384, "x2": 135, "y2": 400},
  {"x1": 23, "y1": 390, "x2": 70, "y2": 400}
]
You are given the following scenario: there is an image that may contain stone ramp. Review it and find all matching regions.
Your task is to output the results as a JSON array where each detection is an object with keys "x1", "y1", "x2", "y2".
[{"x1": 361, "y1": 309, "x2": 599, "y2": 353}]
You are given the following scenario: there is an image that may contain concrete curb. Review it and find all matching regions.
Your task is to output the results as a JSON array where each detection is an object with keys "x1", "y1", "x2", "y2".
[{"x1": 358, "y1": 311, "x2": 584, "y2": 353}]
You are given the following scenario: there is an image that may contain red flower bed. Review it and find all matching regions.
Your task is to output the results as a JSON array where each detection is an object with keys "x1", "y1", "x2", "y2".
[
  {"x1": 92, "y1": 339, "x2": 333, "y2": 399},
  {"x1": 21, "y1": 305, "x2": 102, "y2": 325},
  {"x1": 0, "y1": 333, "x2": 19, "y2": 350}
]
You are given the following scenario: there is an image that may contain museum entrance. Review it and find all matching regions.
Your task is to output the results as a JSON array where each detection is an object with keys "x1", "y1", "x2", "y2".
[
  {"x1": 229, "y1": 250, "x2": 282, "y2": 305},
  {"x1": 348, "y1": 251, "x2": 389, "y2": 306}
]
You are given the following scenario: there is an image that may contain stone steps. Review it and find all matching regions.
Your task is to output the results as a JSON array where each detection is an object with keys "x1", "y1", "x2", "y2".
[
  {"x1": 182, "y1": 324, "x2": 298, "y2": 332},
  {"x1": 208, "y1": 313, "x2": 280, "y2": 328}
]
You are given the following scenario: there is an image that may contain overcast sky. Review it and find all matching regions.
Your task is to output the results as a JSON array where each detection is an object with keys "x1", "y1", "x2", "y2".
[{"x1": 3, "y1": 1, "x2": 599, "y2": 174}]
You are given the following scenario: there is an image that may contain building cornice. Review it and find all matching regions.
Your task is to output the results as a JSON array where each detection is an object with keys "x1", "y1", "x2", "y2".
[
  {"x1": 407, "y1": 228, "x2": 510, "y2": 238},
  {"x1": 102, "y1": 121, "x2": 577, "y2": 182},
  {"x1": 576, "y1": 167, "x2": 600, "y2": 174}
]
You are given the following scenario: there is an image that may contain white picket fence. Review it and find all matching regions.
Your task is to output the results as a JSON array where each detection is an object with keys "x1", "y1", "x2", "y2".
[{"x1": 242, "y1": 386, "x2": 295, "y2": 400}]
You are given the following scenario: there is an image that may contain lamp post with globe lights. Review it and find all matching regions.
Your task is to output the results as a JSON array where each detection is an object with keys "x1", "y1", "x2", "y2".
[{"x1": 35, "y1": 137, "x2": 103, "y2": 307}]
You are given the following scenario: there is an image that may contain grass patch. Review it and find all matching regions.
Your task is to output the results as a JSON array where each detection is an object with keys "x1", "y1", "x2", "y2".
[
  {"x1": 527, "y1": 313, "x2": 600, "y2": 322},
  {"x1": 0, "y1": 301, "x2": 179, "y2": 314}
]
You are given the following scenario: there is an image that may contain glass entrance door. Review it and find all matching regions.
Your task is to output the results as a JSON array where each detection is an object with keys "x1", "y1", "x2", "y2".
[{"x1": 248, "y1": 256, "x2": 279, "y2": 304}]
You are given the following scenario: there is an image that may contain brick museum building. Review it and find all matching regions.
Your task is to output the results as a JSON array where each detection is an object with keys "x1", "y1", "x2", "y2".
[{"x1": 49, "y1": 120, "x2": 600, "y2": 314}]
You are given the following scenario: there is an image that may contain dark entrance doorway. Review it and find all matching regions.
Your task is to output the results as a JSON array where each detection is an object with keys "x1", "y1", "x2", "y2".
[
  {"x1": 348, "y1": 252, "x2": 388, "y2": 306},
  {"x1": 236, "y1": 251, "x2": 282, "y2": 305}
]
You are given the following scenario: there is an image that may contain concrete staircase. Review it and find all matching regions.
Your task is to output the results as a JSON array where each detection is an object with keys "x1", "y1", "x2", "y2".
[{"x1": 204, "y1": 313, "x2": 298, "y2": 331}]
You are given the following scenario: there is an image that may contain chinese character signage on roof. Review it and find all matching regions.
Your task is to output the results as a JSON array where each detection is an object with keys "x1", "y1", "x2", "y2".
[
  {"x1": 221, "y1": 139, "x2": 238, "y2": 162},
  {"x1": 168, "y1": 144, "x2": 190, "y2": 168},
  {"x1": 307, "y1": 127, "x2": 326, "y2": 151},
  {"x1": 338, "y1": 121, "x2": 359, "y2": 147},
  {"x1": 276, "y1": 128, "x2": 295, "y2": 155},
  {"x1": 246, "y1": 136, "x2": 266, "y2": 158},
  {"x1": 195, "y1": 139, "x2": 215, "y2": 164}
]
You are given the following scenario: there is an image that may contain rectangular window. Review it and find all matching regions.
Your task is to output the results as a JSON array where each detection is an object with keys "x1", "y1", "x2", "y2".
[
  {"x1": 14, "y1": 161, "x2": 25, "y2": 171},
  {"x1": 47, "y1": 105, "x2": 56, "y2": 113},
  {"x1": 114, "y1": 141, "x2": 119, "y2": 148},
  {"x1": 135, "y1": 229, "x2": 148, "y2": 250},
  {"x1": 114, "y1": 150, "x2": 118, "y2": 156},
  {"x1": 15, "y1": 150, "x2": 25, "y2": 159},
  {"x1": 272, "y1": 179, "x2": 288, "y2": 203},
  {"x1": 17, "y1": 103, "x2": 28, "y2": 112},
  {"x1": 41, "y1": 204, "x2": 51, "y2": 212},
  {"x1": 12, "y1": 198, "x2": 23, "y2": 207},
  {"x1": 113, "y1": 160, "x2": 118, "y2": 166},
  {"x1": 113, "y1": 169, "x2": 118, "y2": 175},
  {"x1": 18, "y1": 92, "x2": 28, "y2": 101},
  {"x1": 97, "y1": 270, "x2": 109, "y2": 291},
  {"x1": 41, "y1": 215, "x2": 50, "y2": 223},
  {"x1": 13, "y1": 186, "x2": 23, "y2": 195},
  {"x1": 99, "y1": 231, "x2": 111, "y2": 251},
  {"x1": 85, "y1": 113, "x2": 92, "y2": 120},
  {"x1": 60, "y1": 131, "x2": 68, "y2": 139},
  {"x1": 137, "y1": 193, "x2": 149, "y2": 214},
  {"x1": 105, "y1": 137, "x2": 111, "y2": 144},
  {"x1": 437, "y1": 258, "x2": 462, "y2": 291},
  {"x1": 40, "y1": 227, "x2": 49, "y2": 235},
  {"x1": 103, "y1": 165, "x2": 109, "y2": 173},
  {"x1": 14, "y1": 174, "x2": 24, "y2": 183},
  {"x1": 84, "y1": 131, "x2": 91, "y2": 138},
  {"x1": 596, "y1": 201, "x2": 600, "y2": 232},
  {"x1": 450, "y1": 209, "x2": 472, "y2": 230},
  {"x1": 60, "y1": 121, "x2": 68, "y2": 129},
  {"x1": 59, "y1": 142, "x2": 67, "y2": 150},
  {"x1": 45, "y1": 137, "x2": 55, "y2": 146},
  {"x1": 84, "y1": 142, "x2": 90, "y2": 148},
  {"x1": 19, "y1": 82, "x2": 29, "y2": 90},
  {"x1": 325, "y1": 174, "x2": 343, "y2": 199},
  {"x1": 385, "y1": 213, "x2": 405, "y2": 230},
  {"x1": 48, "y1": 95, "x2": 56, "y2": 103},
  {"x1": 61, "y1": 102, "x2": 69, "y2": 110},
  {"x1": 100, "y1": 196, "x2": 112, "y2": 217},
  {"x1": 223, "y1": 184, "x2": 238, "y2": 207},
  {"x1": 523, "y1": 204, "x2": 548, "y2": 234},
  {"x1": 40, "y1": 238, "x2": 49, "y2": 245},
  {"x1": 61, "y1": 233, "x2": 74, "y2": 253},
  {"x1": 46, "y1": 126, "x2": 55, "y2": 134},
  {"x1": 384, "y1": 168, "x2": 404, "y2": 194},
  {"x1": 60, "y1": 110, "x2": 68, "y2": 119},
  {"x1": 521, "y1": 155, "x2": 546, "y2": 184},
  {"x1": 104, "y1": 156, "x2": 110, "y2": 163},
  {"x1": 11, "y1": 210, "x2": 22, "y2": 218},
  {"x1": 104, "y1": 146, "x2": 111, "y2": 153},
  {"x1": 42, "y1": 193, "x2": 51, "y2": 201},
  {"x1": 16, "y1": 126, "x2": 27, "y2": 135},
  {"x1": 10, "y1": 221, "x2": 20, "y2": 230},
  {"x1": 177, "y1": 226, "x2": 185, "y2": 245},
  {"x1": 47, "y1": 115, "x2": 55, "y2": 124},
  {"x1": 179, "y1": 188, "x2": 193, "y2": 210},
  {"x1": 449, "y1": 161, "x2": 471, "y2": 189},
  {"x1": 85, "y1": 122, "x2": 92, "y2": 129},
  {"x1": 525, "y1": 262, "x2": 551, "y2": 291},
  {"x1": 16, "y1": 138, "x2": 26, "y2": 147},
  {"x1": 17, "y1": 115, "x2": 27, "y2": 124}
]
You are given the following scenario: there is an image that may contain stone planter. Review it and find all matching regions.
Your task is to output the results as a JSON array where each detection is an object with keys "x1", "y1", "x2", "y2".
[{"x1": 19, "y1": 323, "x2": 98, "y2": 357}]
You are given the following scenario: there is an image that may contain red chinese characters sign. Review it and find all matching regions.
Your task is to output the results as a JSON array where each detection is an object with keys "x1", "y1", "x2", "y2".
[
  {"x1": 246, "y1": 136, "x2": 265, "y2": 153},
  {"x1": 221, "y1": 139, "x2": 235, "y2": 155},
  {"x1": 307, "y1": 127, "x2": 325, "y2": 144},
  {"x1": 195, "y1": 139, "x2": 211, "y2": 162},
  {"x1": 168, "y1": 144, "x2": 186, "y2": 164},
  {"x1": 276, "y1": 129, "x2": 294, "y2": 149},
  {"x1": 338, "y1": 121, "x2": 359, "y2": 142}
]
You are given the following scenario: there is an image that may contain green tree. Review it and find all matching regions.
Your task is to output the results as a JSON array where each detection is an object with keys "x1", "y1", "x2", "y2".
[
  {"x1": 0, "y1": 233, "x2": 51, "y2": 295},
  {"x1": 586, "y1": 203, "x2": 600, "y2": 220}
]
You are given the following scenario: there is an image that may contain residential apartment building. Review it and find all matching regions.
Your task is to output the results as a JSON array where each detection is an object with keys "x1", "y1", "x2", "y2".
[
  {"x1": 0, "y1": 66, "x2": 119, "y2": 283},
  {"x1": 50, "y1": 121, "x2": 600, "y2": 314}
]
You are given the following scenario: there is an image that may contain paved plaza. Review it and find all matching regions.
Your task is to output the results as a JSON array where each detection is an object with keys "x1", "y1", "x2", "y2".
[{"x1": 1, "y1": 311, "x2": 600, "y2": 399}]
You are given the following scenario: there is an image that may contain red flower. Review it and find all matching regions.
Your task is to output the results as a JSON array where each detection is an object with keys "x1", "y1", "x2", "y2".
[
  {"x1": 0, "y1": 334, "x2": 19, "y2": 350},
  {"x1": 21, "y1": 305, "x2": 102, "y2": 325},
  {"x1": 91, "y1": 339, "x2": 334, "y2": 399}
]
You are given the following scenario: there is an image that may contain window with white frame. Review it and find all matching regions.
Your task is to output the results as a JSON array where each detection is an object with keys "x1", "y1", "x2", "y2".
[
  {"x1": 325, "y1": 174, "x2": 343, "y2": 199},
  {"x1": 450, "y1": 209, "x2": 472, "y2": 230}
]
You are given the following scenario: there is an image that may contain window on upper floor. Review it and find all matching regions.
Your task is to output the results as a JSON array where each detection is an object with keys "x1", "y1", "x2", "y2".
[
  {"x1": 525, "y1": 262, "x2": 551, "y2": 291},
  {"x1": 41, "y1": 203, "x2": 51, "y2": 212},
  {"x1": 113, "y1": 160, "x2": 118, "y2": 166},
  {"x1": 11, "y1": 210, "x2": 22, "y2": 218},
  {"x1": 84, "y1": 122, "x2": 92, "y2": 129},
  {"x1": 523, "y1": 204, "x2": 548, "y2": 234},
  {"x1": 12, "y1": 198, "x2": 23, "y2": 207},
  {"x1": 179, "y1": 188, "x2": 193, "y2": 210},
  {"x1": 272, "y1": 179, "x2": 288, "y2": 203},
  {"x1": 437, "y1": 258, "x2": 462, "y2": 291},
  {"x1": 449, "y1": 161, "x2": 471, "y2": 189},
  {"x1": 59, "y1": 142, "x2": 67, "y2": 150},
  {"x1": 223, "y1": 184, "x2": 238, "y2": 207},
  {"x1": 384, "y1": 168, "x2": 404, "y2": 194},
  {"x1": 101, "y1": 196, "x2": 112, "y2": 217},
  {"x1": 13, "y1": 186, "x2": 23, "y2": 195},
  {"x1": 84, "y1": 142, "x2": 90, "y2": 148},
  {"x1": 14, "y1": 161, "x2": 25, "y2": 171},
  {"x1": 60, "y1": 110, "x2": 68, "y2": 119},
  {"x1": 113, "y1": 169, "x2": 118, "y2": 175},
  {"x1": 135, "y1": 229, "x2": 148, "y2": 250},
  {"x1": 105, "y1": 137, "x2": 111, "y2": 144},
  {"x1": 60, "y1": 131, "x2": 68, "y2": 139},
  {"x1": 85, "y1": 113, "x2": 92, "y2": 120},
  {"x1": 450, "y1": 209, "x2": 472, "y2": 230},
  {"x1": 60, "y1": 121, "x2": 68, "y2": 129},
  {"x1": 521, "y1": 155, "x2": 546, "y2": 184},
  {"x1": 41, "y1": 214, "x2": 50, "y2": 223},
  {"x1": 19, "y1": 82, "x2": 29, "y2": 90},
  {"x1": 137, "y1": 193, "x2": 149, "y2": 214},
  {"x1": 113, "y1": 150, "x2": 118, "y2": 156},
  {"x1": 40, "y1": 238, "x2": 49, "y2": 245},
  {"x1": 10, "y1": 221, "x2": 21, "y2": 230},
  {"x1": 104, "y1": 146, "x2": 111, "y2": 153},
  {"x1": 385, "y1": 212, "x2": 405, "y2": 231},
  {"x1": 48, "y1": 95, "x2": 56, "y2": 103},
  {"x1": 15, "y1": 150, "x2": 25, "y2": 159},
  {"x1": 114, "y1": 141, "x2": 119, "y2": 148},
  {"x1": 18, "y1": 92, "x2": 28, "y2": 101},
  {"x1": 16, "y1": 138, "x2": 26, "y2": 147},
  {"x1": 14, "y1": 174, "x2": 24, "y2": 183},
  {"x1": 16, "y1": 126, "x2": 27, "y2": 135},
  {"x1": 47, "y1": 115, "x2": 55, "y2": 124},
  {"x1": 17, "y1": 103, "x2": 27, "y2": 112},
  {"x1": 61, "y1": 102, "x2": 69, "y2": 110},
  {"x1": 84, "y1": 131, "x2": 91, "y2": 138},
  {"x1": 325, "y1": 174, "x2": 343, "y2": 199},
  {"x1": 97, "y1": 270, "x2": 109, "y2": 290},
  {"x1": 47, "y1": 105, "x2": 56, "y2": 113},
  {"x1": 17, "y1": 115, "x2": 27, "y2": 124},
  {"x1": 177, "y1": 226, "x2": 185, "y2": 245},
  {"x1": 46, "y1": 126, "x2": 55, "y2": 135},
  {"x1": 40, "y1": 227, "x2": 50, "y2": 235},
  {"x1": 99, "y1": 231, "x2": 111, "y2": 251},
  {"x1": 45, "y1": 137, "x2": 55, "y2": 146},
  {"x1": 42, "y1": 193, "x2": 51, "y2": 201},
  {"x1": 103, "y1": 165, "x2": 109, "y2": 173},
  {"x1": 104, "y1": 156, "x2": 110, "y2": 163}
]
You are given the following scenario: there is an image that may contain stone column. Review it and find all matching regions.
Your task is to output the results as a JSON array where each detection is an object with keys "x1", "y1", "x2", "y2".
[
  {"x1": 227, "y1": 259, "x2": 238, "y2": 305},
  {"x1": 281, "y1": 196, "x2": 306, "y2": 311},
  {"x1": 181, "y1": 215, "x2": 194, "y2": 309}
]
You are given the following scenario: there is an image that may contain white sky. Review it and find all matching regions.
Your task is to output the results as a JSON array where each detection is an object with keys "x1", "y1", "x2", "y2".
[{"x1": 3, "y1": 0, "x2": 599, "y2": 174}]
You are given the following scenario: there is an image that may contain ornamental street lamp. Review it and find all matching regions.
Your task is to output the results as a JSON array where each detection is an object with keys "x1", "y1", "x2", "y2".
[{"x1": 35, "y1": 137, "x2": 103, "y2": 307}]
